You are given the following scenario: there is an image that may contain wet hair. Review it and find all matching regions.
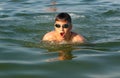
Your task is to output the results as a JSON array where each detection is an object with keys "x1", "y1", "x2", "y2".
[{"x1": 55, "y1": 12, "x2": 72, "y2": 23}]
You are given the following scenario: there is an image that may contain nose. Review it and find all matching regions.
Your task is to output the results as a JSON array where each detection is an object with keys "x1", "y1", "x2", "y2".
[{"x1": 60, "y1": 26, "x2": 64, "y2": 31}]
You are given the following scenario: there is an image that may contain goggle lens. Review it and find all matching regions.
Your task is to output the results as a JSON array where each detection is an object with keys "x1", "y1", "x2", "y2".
[{"x1": 55, "y1": 24, "x2": 69, "y2": 28}]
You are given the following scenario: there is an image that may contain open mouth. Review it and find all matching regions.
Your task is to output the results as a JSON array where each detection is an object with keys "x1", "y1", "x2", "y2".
[{"x1": 60, "y1": 32, "x2": 65, "y2": 37}]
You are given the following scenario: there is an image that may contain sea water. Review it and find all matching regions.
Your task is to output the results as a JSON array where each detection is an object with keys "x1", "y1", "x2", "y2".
[{"x1": 0, "y1": 0, "x2": 120, "y2": 78}]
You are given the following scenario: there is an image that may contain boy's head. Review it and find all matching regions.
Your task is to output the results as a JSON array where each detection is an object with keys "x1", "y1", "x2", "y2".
[
  {"x1": 54, "y1": 13, "x2": 72, "y2": 38},
  {"x1": 55, "y1": 12, "x2": 72, "y2": 24}
]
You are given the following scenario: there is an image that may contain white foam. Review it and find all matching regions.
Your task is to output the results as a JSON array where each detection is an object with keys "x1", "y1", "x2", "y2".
[
  {"x1": 70, "y1": 13, "x2": 85, "y2": 19},
  {"x1": 0, "y1": 8, "x2": 3, "y2": 10}
]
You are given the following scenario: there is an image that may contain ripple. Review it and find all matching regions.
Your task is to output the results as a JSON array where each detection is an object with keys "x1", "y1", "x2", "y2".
[
  {"x1": 0, "y1": 0, "x2": 120, "y2": 78},
  {"x1": 102, "y1": 9, "x2": 120, "y2": 16},
  {"x1": 0, "y1": 14, "x2": 9, "y2": 18},
  {"x1": 8, "y1": 0, "x2": 26, "y2": 2}
]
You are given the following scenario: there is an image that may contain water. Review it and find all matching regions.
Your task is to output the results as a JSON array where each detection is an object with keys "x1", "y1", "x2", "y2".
[{"x1": 0, "y1": 0, "x2": 120, "y2": 78}]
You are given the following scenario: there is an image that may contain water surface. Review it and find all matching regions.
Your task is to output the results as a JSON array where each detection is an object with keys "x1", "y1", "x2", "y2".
[{"x1": 0, "y1": 0, "x2": 120, "y2": 78}]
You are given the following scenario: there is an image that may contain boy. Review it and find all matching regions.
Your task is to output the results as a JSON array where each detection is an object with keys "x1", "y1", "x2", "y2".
[{"x1": 42, "y1": 12, "x2": 86, "y2": 44}]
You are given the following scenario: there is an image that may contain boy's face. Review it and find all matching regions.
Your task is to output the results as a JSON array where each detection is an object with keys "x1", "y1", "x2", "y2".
[{"x1": 54, "y1": 20, "x2": 72, "y2": 38}]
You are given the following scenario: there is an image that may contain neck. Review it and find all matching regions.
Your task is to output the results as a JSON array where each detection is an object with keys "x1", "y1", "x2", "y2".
[{"x1": 64, "y1": 32, "x2": 72, "y2": 41}]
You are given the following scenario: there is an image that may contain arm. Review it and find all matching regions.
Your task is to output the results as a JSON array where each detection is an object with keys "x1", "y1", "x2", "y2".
[
  {"x1": 42, "y1": 31, "x2": 55, "y2": 41},
  {"x1": 42, "y1": 33, "x2": 52, "y2": 41},
  {"x1": 72, "y1": 33, "x2": 86, "y2": 44}
]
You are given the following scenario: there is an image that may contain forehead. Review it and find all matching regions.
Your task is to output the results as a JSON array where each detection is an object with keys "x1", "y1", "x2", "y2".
[{"x1": 55, "y1": 20, "x2": 69, "y2": 24}]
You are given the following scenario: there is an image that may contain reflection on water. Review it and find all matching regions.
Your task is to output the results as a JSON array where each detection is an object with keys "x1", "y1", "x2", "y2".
[
  {"x1": 46, "y1": 0, "x2": 57, "y2": 12},
  {"x1": 40, "y1": 41, "x2": 82, "y2": 61},
  {"x1": 46, "y1": 49, "x2": 74, "y2": 62},
  {"x1": 58, "y1": 50, "x2": 74, "y2": 61}
]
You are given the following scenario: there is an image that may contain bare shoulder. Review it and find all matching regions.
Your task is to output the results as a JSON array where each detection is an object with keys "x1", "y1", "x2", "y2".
[
  {"x1": 42, "y1": 31, "x2": 55, "y2": 41},
  {"x1": 71, "y1": 32, "x2": 86, "y2": 43}
]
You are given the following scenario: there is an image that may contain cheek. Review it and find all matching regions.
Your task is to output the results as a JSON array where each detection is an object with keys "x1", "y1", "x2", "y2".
[
  {"x1": 55, "y1": 28, "x2": 61, "y2": 33},
  {"x1": 66, "y1": 28, "x2": 71, "y2": 32},
  {"x1": 64, "y1": 29, "x2": 70, "y2": 34},
  {"x1": 54, "y1": 27, "x2": 58, "y2": 31}
]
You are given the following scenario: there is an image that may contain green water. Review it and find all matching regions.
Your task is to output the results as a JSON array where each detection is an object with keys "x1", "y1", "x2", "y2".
[{"x1": 0, "y1": 0, "x2": 120, "y2": 78}]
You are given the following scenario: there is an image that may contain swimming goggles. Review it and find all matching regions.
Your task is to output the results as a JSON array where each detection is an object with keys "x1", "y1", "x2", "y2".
[{"x1": 54, "y1": 24, "x2": 69, "y2": 28}]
